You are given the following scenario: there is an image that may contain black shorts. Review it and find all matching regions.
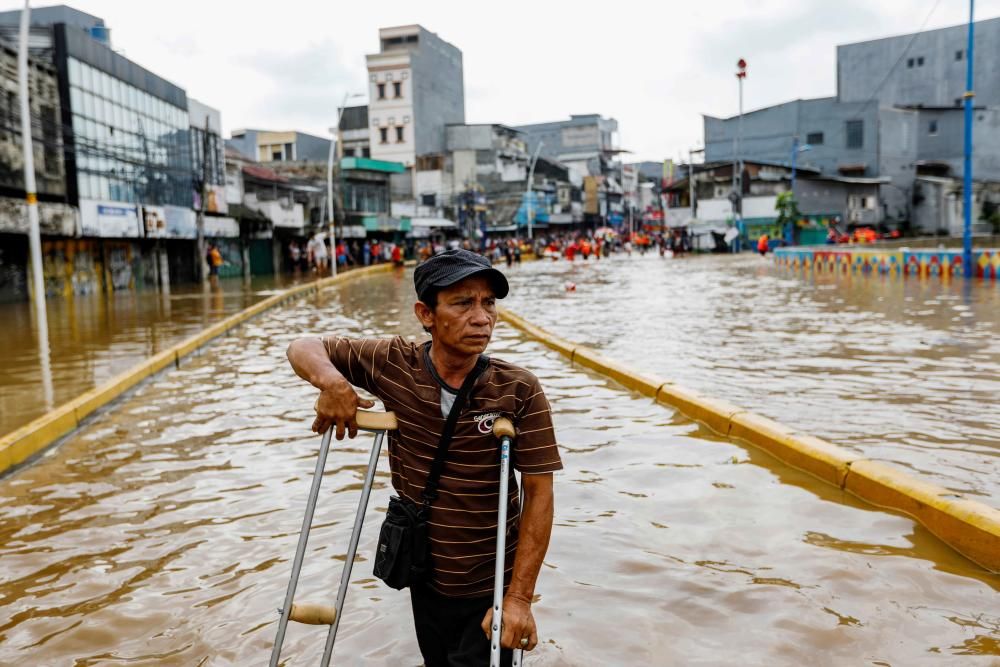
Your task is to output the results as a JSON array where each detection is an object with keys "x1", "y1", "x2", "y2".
[{"x1": 410, "y1": 584, "x2": 513, "y2": 667}]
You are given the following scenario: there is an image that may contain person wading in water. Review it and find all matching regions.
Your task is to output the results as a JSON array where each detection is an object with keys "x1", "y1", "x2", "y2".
[{"x1": 286, "y1": 248, "x2": 562, "y2": 666}]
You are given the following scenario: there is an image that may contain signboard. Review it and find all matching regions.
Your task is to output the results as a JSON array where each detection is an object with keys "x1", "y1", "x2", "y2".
[
  {"x1": 204, "y1": 216, "x2": 239, "y2": 238},
  {"x1": 143, "y1": 205, "x2": 166, "y2": 237},
  {"x1": 164, "y1": 206, "x2": 197, "y2": 238},
  {"x1": 195, "y1": 184, "x2": 229, "y2": 215},
  {"x1": 80, "y1": 199, "x2": 140, "y2": 238}
]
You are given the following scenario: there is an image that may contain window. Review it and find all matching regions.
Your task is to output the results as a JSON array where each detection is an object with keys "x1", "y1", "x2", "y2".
[
  {"x1": 955, "y1": 97, "x2": 963, "y2": 107},
  {"x1": 363, "y1": 147, "x2": 370, "y2": 158},
  {"x1": 955, "y1": 49, "x2": 964, "y2": 61},
  {"x1": 386, "y1": 72, "x2": 393, "y2": 81},
  {"x1": 393, "y1": 82, "x2": 402, "y2": 98},
  {"x1": 928, "y1": 120, "x2": 938, "y2": 135},
  {"x1": 403, "y1": 115, "x2": 410, "y2": 124},
  {"x1": 917, "y1": 56, "x2": 924, "y2": 66},
  {"x1": 395, "y1": 126, "x2": 404, "y2": 143},
  {"x1": 272, "y1": 150, "x2": 282, "y2": 161},
  {"x1": 285, "y1": 142, "x2": 294, "y2": 160},
  {"x1": 907, "y1": 58, "x2": 914, "y2": 68},
  {"x1": 379, "y1": 127, "x2": 388, "y2": 143},
  {"x1": 370, "y1": 73, "x2": 377, "y2": 82},
  {"x1": 846, "y1": 120, "x2": 863, "y2": 149},
  {"x1": 344, "y1": 148, "x2": 355, "y2": 157},
  {"x1": 377, "y1": 83, "x2": 386, "y2": 100},
  {"x1": 806, "y1": 132, "x2": 824, "y2": 145}
]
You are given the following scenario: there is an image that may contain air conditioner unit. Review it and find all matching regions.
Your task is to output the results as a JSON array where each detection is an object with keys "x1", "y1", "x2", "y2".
[{"x1": 849, "y1": 210, "x2": 862, "y2": 223}]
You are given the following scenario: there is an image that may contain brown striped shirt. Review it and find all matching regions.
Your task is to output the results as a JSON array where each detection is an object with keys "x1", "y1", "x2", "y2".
[{"x1": 324, "y1": 336, "x2": 562, "y2": 598}]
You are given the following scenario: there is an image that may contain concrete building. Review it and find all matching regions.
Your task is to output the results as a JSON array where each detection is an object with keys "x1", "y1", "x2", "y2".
[
  {"x1": 227, "y1": 129, "x2": 331, "y2": 163},
  {"x1": 514, "y1": 114, "x2": 619, "y2": 179},
  {"x1": 704, "y1": 16, "x2": 1000, "y2": 235},
  {"x1": 338, "y1": 105, "x2": 370, "y2": 158},
  {"x1": 365, "y1": 25, "x2": 465, "y2": 168}
]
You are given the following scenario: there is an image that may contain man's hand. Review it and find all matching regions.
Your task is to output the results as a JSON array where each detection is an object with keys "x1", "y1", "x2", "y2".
[
  {"x1": 480, "y1": 594, "x2": 538, "y2": 652},
  {"x1": 312, "y1": 379, "x2": 375, "y2": 439}
]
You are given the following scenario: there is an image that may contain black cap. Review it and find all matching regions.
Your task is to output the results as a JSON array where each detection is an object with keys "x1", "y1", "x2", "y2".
[{"x1": 413, "y1": 249, "x2": 509, "y2": 302}]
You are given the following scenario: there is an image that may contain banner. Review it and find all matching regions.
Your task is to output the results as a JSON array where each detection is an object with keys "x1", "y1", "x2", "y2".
[{"x1": 80, "y1": 200, "x2": 140, "y2": 238}]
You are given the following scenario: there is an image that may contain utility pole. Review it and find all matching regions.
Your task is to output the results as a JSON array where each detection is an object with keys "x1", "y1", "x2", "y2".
[
  {"x1": 18, "y1": 0, "x2": 52, "y2": 408},
  {"x1": 962, "y1": 0, "x2": 975, "y2": 278},
  {"x1": 328, "y1": 92, "x2": 363, "y2": 278},
  {"x1": 526, "y1": 141, "x2": 543, "y2": 240},
  {"x1": 688, "y1": 148, "x2": 697, "y2": 219}
]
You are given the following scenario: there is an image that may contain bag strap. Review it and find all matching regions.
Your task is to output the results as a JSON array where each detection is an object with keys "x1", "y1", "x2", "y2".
[{"x1": 421, "y1": 354, "x2": 490, "y2": 508}]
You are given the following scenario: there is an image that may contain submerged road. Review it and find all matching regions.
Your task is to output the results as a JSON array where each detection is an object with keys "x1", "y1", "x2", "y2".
[
  {"x1": 0, "y1": 267, "x2": 997, "y2": 665},
  {"x1": 503, "y1": 253, "x2": 1000, "y2": 506}
]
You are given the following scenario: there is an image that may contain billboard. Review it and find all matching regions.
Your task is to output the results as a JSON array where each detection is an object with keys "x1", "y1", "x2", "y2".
[
  {"x1": 80, "y1": 199, "x2": 141, "y2": 238},
  {"x1": 164, "y1": 206, "x2": 197, "y2": 238},
  {"x1": 204, "y1": 216, "x2": 239, "y2": 238},
  {"x1": 143, "y1": 205, "x2": 167, "y2": 237}
]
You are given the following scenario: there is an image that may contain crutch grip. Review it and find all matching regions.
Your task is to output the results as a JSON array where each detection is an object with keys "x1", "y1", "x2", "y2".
[
  {"x1": 493, "y1": 417, "x2": 515, "y2": 439},
  {"x1": 311, "y1": 400, "x2": 398, "y2": 432},
  {"x1": 356, "y1": 410, "x2": 397, "y2": 432},
  {"x1": 288, "y1": 602, "x2": 337, "y2": 625}
]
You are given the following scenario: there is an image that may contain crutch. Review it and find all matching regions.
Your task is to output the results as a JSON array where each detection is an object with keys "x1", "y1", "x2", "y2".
[
  {"x1": 269, "y1": 409, "x2": 398, "y2": 667},
  {"x1": 490, "y1": 417, "x2": 524, "y2": 667}
]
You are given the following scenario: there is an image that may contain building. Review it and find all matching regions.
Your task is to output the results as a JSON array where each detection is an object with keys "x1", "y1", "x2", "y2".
[
  {"x1": 514, "y1": 114, "x2": 622, "y2": 226},
  {"x1": 704, "y1": 17, "x2": 1000, "y2": 236},
  {"x1": 338, "y1": 105, "x2": 370, "y2": 158},
  {"x1": 365, "y1": 25, "x2": 465, "y2": 168},
  {"x1": 227, "y1": 128, "x2": 331, "y2": 163}
]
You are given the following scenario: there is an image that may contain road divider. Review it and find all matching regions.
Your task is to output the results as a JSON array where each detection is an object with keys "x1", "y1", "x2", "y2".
[
  {"x1": 498, "y1": 306, "x2": 1000, "y2": 573},
  {"x1": 0, "y1": 263, "x2": 399, "y2": 478}
]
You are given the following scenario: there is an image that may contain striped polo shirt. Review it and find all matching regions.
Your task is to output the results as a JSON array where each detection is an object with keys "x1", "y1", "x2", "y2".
[{"x1": 324, "y1": 336, "x2": 563, "y2": 598}]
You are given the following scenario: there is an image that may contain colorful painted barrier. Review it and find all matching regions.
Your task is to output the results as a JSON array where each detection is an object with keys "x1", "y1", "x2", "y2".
[{"x1": 774, "y1": 246, "x2": 1000, "y2": 280}]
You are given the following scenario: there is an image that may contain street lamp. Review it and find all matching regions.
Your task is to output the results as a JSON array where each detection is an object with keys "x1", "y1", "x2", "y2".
[
  {"x1": 526, "y1": 141, "x2": 544, "y2": 241},
  {"x1": 327, "y1": 91, "x2": 364, "y2": 277},
  {"x1": 733, "y1": 58, "x2": 747, "y2": 251}
]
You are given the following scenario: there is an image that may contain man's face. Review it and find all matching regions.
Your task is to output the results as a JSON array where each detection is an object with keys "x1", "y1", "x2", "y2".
[{"x1": 417, "y1": 275, "x2": 497, "y2": 355}]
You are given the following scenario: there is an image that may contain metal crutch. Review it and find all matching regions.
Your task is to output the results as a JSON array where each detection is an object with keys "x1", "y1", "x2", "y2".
[
  {"x1": 269, "y1": 409, "x2": 398, "y2": 667},
  {"x1": 490, "y1": 417, "x2": 525, "y2": 667}
]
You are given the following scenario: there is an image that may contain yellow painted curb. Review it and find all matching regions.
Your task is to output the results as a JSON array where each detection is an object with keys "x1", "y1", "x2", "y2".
[
  {"x1": 844, "y1": 460, "x2": 1000, "y2": 571},
  {"x1": 572, "y1": 346, "x2": 664, "y2": 397},
  {"x1": 0, "y1": 406, "x2": 78, "y2": 468},
  {"x1": 656, "y1": 383, "x2": 743, "y2": 436},
  {"x1": 498, "y1": 308, "x2": 577, "y2": 358},
  {"x1": 0, "y1": 267, "x2": 387, "y2": 477},
  {"x1": 499, "y1": 305, "x2": 1000, "y2": 573},
  {"x1": 729, "y1": 411, "x2": 859, "y2": 487}
]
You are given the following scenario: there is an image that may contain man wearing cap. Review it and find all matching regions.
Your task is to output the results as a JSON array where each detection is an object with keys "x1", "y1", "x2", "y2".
[{"x1": 286, "y1": 249, "x2": 562, "y2": 666}]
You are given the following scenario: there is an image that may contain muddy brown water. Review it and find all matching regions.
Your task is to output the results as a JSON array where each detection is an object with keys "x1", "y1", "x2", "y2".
[
  {"x1": 502, "y1": 252, "x2": 1000, "y2": 507},
  {"x1": 1, "y1": 274, "x2": 322, "y2": 437},
  {"x1": 0, "y1": 268, "x2": 997, "y2": 665}
]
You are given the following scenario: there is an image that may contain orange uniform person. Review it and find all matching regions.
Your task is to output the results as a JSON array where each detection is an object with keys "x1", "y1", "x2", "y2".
[{"x1": 757, "y1": 234, "x2": 769, "y2": 257}]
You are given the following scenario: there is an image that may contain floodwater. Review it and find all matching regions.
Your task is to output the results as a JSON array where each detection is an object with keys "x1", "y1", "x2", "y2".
[
  {"x1": 1, "y1": 274, "x2": 323, "y2": 438},
  {"x1": 0, "y1": 269, "x2": 997, "y2": 666},
  {"x1": 503, "y1": 252, "x2": 1000, "y2": 506}
]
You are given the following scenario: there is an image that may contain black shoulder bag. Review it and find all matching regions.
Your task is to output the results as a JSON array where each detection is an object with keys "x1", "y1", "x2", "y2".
[{"x1": 373, "y1": 354, "x2": 489, "y2": 590}]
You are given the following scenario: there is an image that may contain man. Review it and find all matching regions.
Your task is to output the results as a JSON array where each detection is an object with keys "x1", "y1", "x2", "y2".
[{"x1": 286, "y1": 249, "x2": 561, "y2": 666}]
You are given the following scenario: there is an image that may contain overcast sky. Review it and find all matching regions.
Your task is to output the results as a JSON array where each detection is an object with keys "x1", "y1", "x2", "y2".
[{"x1": 6, "y1": 0, "x2": 998, "y2": 161}]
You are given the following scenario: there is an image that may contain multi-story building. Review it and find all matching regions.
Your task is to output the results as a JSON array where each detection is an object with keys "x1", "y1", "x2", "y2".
[
  {"x1": 365, "y1": 25, "x2": 464, "y2": 168},
  {"x1": 704, "y1": 16, "x2": 1000, "y2": 236},
  {"x1": 514, "y1": 114, "x2": 621, "y2": 225},
  {"x1": 227, "y1": 129, "x2": 331, "y2": 164},
  {"x1": 338, "y1": 105, "x2": 370, "y2": 158}
]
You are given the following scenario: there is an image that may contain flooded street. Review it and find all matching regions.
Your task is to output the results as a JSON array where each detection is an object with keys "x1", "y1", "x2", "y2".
[
  {"x1": 1, "y1": 275, "x2": 321, "y2": 437},
  {"x1": 0, "y1": 269, "x2": 997, "y2": 665},
  {"x1": 503, "y1": 253, "x2": 1000, "y2": 506}
]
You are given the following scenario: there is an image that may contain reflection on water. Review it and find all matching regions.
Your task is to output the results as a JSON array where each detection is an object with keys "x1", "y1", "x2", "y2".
[
  {"x1": 0, "y1": 269, "x2": 997, "y2": 665},
  {"x1": 0, "y1": 274, "x2": 322, "y2": 437},
  {"x1": 502, "y1": 253, "x2": 1000, "y2": 505}
]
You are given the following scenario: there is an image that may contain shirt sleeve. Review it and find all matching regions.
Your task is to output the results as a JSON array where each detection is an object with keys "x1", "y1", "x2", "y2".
[
  {"x1": 322, "y1": 336, "x2": 394, "y2": 398},
  {"x1": 512, "y1": 375, "x2": 563, "y2": 474}
]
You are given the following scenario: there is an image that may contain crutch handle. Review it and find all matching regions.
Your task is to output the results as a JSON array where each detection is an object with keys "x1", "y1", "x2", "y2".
[
  {"x1": 288, "y1": 602, "x2": 336, "y2": 625},
  {"x1": 356, "y1": 410, "x2": 397, "y2": 432},
  {"x1": 311, "y1": 400, "x2": 398, "y2": 433},
  {"x1": 493, "y1": 417, "x2": 515, "y2": 439}
]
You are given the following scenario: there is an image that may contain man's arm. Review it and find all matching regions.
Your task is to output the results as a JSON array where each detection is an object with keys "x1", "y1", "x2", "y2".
[
  {"x1": 286, "y1": 337, "x2": 374, "y2": 439},
  {"x1": 481, "y1": 472, "x2": 554, "y2": 652}
]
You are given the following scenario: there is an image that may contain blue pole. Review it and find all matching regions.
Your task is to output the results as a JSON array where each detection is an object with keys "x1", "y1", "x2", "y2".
[
  {"x1": 789, "y1": 137, "x2": 798, "y2": 247},
  {"x1": 962, "y1": 0, "x2": 975, "y2": 278}
]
